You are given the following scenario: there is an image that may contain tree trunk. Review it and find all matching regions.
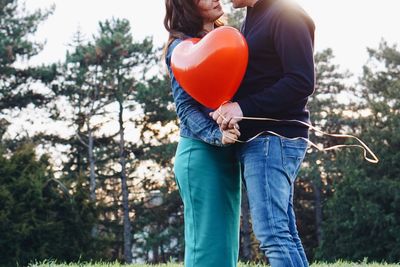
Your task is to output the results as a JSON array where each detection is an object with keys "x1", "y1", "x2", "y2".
[
  {"x1": 160, "y1": 242, "x2": 165, "y2": 263},
  {"x1": 88, "y1": 126, "x2": 96, "y2": 201},
  {"x1": 312, "y1": 180, "x2": 323, "y2": 245},
  {"x1": 87, "y1": 120, "x2": 98, "y2": 238},
  {"x1": 241, "y1": 186, "x2": 252, "y2": 261},
  {"x1": 119, "y1": 101, "x2": 133, "y2": 263},
  {"x1": 152, "y1": 243, "x2": 159, "y2": 263}
]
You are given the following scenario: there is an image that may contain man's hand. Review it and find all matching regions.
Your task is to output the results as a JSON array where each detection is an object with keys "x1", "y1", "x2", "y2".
[
  {"x1": 221, "y1": 127, "x2": 241, "y2": 145},
  {"x1": 209, "y1": 102, "x2": 243, "y2": 131}
]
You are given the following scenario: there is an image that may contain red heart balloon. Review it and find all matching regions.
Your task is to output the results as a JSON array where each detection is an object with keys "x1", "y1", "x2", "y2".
[{"x1": 171, "y1": 26, "x2": 248, "y2": 109}]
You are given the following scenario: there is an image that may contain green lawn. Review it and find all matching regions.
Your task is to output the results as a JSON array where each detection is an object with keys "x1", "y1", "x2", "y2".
[{"x1": 29, "y1": 260, "x2": 400, "y2": 267}]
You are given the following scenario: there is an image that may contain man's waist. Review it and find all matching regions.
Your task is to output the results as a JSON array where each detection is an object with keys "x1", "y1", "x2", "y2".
[{"x1": 238, "y1": 119, "x2": 310, "y2": 140}]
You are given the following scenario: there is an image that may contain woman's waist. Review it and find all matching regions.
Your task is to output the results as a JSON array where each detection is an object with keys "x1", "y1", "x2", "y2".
[{"x1": 176, "y1": 134, "x2": 237, "y2": 158}]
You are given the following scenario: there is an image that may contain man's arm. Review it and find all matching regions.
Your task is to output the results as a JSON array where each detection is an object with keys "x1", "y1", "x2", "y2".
[{"x1": 237, "y1": 12, "x2": 315, "y2": 117}]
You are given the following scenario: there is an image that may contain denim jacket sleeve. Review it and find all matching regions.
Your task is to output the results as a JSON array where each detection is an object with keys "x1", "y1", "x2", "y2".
[{"x1": 165, "y1": 38, "x2": 225, "y2": 146}]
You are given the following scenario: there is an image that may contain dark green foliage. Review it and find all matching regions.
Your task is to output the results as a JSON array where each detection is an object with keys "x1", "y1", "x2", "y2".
[
  {"x1": 316, "y1": 174, "x2": 400, "y2": 262},
  {"x1": 294, "y1": 48, "x2": 351, "y2": 261},
  {"x1": 0, "y1": 0, "x2": 56, "y2": 112},
  {"x1": 0, "y1": 144, "x2": 98, "y2": 267},
  {"x1": 315, "y1": 42, "x2": 400, "y2": 262}
]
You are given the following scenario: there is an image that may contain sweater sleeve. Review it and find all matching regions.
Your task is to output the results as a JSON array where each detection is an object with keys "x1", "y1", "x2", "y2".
[
  {"x1": 166, "y1": 39, "x2": 226, "y2": 146},
  {"x1": 237, "y1": 12, "x2": 315, "y2": 117}
]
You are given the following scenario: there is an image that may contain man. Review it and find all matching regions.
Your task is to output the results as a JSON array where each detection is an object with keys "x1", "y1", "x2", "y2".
[{"x1": 210, "y1": 0, "x2": 315, "y2": 266}]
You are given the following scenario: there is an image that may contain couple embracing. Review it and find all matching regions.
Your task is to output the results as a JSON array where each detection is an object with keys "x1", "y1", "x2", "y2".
[{"x1": 164, "y1": 0, "x2": 315, "y2": 266}]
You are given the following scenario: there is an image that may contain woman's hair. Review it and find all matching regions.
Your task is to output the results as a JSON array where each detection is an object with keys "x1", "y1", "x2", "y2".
[{"x1": 164, "y1": 0, "x2": 224, "y2": 51}]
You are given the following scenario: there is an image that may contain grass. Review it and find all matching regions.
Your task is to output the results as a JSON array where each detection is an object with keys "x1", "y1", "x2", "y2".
[{"x1": 28, "y1": 259, "x2": 400, "y2": 267}]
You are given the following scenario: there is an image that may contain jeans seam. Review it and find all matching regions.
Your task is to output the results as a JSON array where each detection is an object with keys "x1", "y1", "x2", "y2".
[
  {"x1": 265, "y1": 143, "x2": 295, "y2": 267},
  {"x1": 279, "y1": 137, "x2": 294, "y2": 186},
  {"x1": 264, "y1": 137, "x2": 269, "y2": 156}
]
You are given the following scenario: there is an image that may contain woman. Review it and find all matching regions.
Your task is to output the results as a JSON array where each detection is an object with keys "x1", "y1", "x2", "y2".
[{"x1": 164, "y1": 0, "x2": 242, "y2": 266}]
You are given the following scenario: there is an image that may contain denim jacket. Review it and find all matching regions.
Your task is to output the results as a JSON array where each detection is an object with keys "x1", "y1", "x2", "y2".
[{"x1": 165, "y1": 38, "x2": 225, "y2": 146}]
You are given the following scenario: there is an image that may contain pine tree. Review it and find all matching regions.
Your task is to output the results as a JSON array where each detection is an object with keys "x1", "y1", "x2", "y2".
[
  {"x1": 93, "y1": 18, "x2": 154, "y2": 263},
  {"x1": 0, "y1": 143, "x2": 97, "y2": 266},
  {"x1": 0, "y1": 0, "x2": 56, "y2": 115}
]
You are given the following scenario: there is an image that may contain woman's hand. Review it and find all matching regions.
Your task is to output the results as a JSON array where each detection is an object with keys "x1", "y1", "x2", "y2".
[{"x1": 221, "y1": 124, "x2": 241, "y2": 145}]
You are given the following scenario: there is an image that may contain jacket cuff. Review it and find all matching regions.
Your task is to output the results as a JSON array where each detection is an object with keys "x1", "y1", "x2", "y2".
[{"x1": 213, "y1": 127, "x2": 229, "y2": 147}]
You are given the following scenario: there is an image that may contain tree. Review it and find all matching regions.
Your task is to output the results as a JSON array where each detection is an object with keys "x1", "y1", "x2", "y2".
[
  {"x1": 315, "y1": 41, "x2": 400, "y2": 262},
  {"x1": 0, "y1": 0, "x2": 56, "y2": 117},
  {"x1": 0, "y1": 143, "x2": 97, "y2": 266},
  {"x1": 60, "y1": 29, "x2": 110, "y2": 205},
  {"x1": 88, "y1": 18, "x2": 155, "y2": 263},
  {"x1": 295, "y1": 48, "x2": 352, "y2": 260},
  {"x1": 134, "y1": 74, "x2": 185, "y2": 262}
]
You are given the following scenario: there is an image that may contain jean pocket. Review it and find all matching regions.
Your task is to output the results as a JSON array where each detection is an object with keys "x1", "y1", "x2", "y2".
[
  {"x1": 281, "y1": 138, "x2": 308, "y2": 183},
  {"x1": 240, "y1": 137, "x2": 269, "y2": 162},
  {"x1": 281, "y1": 137, "x2": 309, "y2": 149}
]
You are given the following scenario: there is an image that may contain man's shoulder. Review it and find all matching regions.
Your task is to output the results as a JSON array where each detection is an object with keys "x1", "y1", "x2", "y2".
[
  {"x1": 266, "y1": 0, "x2": 315, "y2": 30},
  {"x1": 265, "y1": 0, "x2": 315, "y2": 36}
]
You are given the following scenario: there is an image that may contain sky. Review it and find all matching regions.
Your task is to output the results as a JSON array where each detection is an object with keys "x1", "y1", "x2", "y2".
[{"x1": 24, "y1": 0, "x2": 400, "y2": 78}]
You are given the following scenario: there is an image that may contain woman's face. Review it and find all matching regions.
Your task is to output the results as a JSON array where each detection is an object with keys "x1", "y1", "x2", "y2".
[{"x1": 196, "y1": 0, "x2": 224, "y2": 23}]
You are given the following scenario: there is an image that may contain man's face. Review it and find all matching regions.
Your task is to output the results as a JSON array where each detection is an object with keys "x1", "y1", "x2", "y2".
[{"x1": 230, "y1": 0, "x2": 249, "y2": 8}]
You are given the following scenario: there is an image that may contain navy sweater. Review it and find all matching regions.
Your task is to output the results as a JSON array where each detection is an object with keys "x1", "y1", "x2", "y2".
[{"x1": 233, "y1": 0, "x2": 316, "y2": 140}]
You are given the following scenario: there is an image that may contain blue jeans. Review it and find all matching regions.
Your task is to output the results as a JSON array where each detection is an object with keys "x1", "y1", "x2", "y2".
[{"x1": 236, "y1": 135, "x2": 309, "y2": 267}]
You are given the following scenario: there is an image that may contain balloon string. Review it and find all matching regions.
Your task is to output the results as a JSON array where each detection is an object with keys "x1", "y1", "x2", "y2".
[{"x1": 216, "y1": 104, "x2": 379, "y2": 164}]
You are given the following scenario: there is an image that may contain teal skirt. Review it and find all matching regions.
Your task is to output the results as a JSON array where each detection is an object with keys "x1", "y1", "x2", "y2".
[{"x1": 173, "y1": 136, "x2": 241, "y2": 267}]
